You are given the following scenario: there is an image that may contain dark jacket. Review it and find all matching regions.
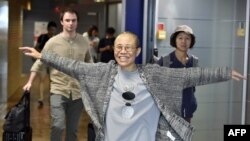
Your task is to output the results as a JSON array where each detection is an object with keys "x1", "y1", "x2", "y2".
[{"x1": 158, "y1": 51, "x2": 199, "y2": 118}]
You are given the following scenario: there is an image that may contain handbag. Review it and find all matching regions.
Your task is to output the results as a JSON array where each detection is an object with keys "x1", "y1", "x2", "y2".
[{"x1": 3, "y1": 91, "x2": 30, "y2": 132}]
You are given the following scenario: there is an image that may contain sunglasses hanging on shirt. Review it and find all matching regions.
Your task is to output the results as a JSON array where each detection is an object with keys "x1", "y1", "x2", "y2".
[{"x1": 121, "y1": 91, "x2": 135, "y2": 119}]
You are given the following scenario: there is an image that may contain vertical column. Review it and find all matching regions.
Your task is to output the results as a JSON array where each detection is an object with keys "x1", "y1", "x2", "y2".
[
  {"x1": 124, "y1": 0, "x2": 144, "y2": 63},
  {"x1": 8, "y1": 0, "x2": 24, "y2": 99},
  {"x1": 242, "y1": 0, "x2": 250, "y2": 124}
]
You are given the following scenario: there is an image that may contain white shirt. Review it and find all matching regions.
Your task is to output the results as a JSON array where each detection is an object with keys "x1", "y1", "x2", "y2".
[
  {"x1": 105, "y1": 66, "x2": 160, "y2": 141},
  {"x1": 82, "y1": 32, "x2": 100, "y2": 59}
]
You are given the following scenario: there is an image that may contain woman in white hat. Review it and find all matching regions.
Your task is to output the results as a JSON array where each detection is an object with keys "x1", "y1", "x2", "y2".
[{"x1": 157, "y1": 25, "x2": 198, "y2": 123}]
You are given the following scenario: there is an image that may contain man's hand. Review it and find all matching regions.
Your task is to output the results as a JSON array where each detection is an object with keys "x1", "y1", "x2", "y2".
[{"x1": 23, "y1": 82, "x2": 32, "y2": 91}]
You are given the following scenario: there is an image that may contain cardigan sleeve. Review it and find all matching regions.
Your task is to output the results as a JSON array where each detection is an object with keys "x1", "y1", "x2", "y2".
[
  {"x1": 41, "y1": 51, "x2": 96, "y2": 80},
  {"x1": 182, "y1": 67, "x2": 231, "y2": 88}
]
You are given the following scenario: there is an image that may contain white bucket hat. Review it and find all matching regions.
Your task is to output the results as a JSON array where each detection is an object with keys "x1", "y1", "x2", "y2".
[
  {"x1": 174, "y1": 25, "x2": 194, "y2": 34},
  {"x1": 170, "y1": 25, "x2": 196, "y2": 48}
]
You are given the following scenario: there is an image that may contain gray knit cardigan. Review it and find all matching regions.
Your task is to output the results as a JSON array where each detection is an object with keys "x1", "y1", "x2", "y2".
[{"x1": 41, "y1": 52, "x2": 231, "y2": 141}]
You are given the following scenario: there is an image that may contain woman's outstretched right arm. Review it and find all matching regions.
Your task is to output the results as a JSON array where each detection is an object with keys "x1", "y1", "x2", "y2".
[{"x1": 19, "y1": 47, "x2": 92, "y2": 80}]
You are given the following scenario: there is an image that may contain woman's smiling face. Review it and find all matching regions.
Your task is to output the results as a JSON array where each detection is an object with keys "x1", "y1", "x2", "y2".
[
  {"x1": 175, "y1": 32, "x2": 192, "y2": 52},
  {"x1": 114, "y1": 32, "x2": 141, "y2": 71}
]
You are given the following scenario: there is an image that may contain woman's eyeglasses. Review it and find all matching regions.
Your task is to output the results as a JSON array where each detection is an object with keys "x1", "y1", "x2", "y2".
[
  {"x1": 114, "y1": 45, "x2": 136, "y2": 52},
  {"x1": 121, "y1": 91, "x2": 135, "y2": 119}
]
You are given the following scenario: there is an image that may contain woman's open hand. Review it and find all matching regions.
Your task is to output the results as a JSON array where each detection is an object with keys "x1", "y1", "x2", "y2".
[
  {"x1": 19, "y1": 47, "x2": 42, "y2": 59},
  {"x1": 231, "y1": 70, "x2": 247, "y2": 81}
]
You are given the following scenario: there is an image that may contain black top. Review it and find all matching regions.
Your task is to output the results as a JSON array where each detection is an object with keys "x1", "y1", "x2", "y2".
[
  {"x1": 36, "y1": 34, "x2": 50, "y2": 52},
  {"x1": 158, "y1": 51, "x2": 197, "y2": 118},
  {"x1": 98, "y1": 37, "x2": 115, "y2": 63}
]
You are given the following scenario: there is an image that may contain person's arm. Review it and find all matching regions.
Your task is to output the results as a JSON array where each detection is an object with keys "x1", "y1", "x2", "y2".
[
  {"x1": 85, "y1": 48, "x2": 94, "y2": 63},
  {"x1": 20, "y1": 47, "x2": 94, "y2": 80},
  {"x1": 98, "y1": 39, "x2": 112, "y2": 52},
  {"x1": 23, "y1": 71, "x2": 37, "y2": 91},
  {"x1": 91, "y1": 37, "x2": 99, "y2": 49},
  {"x1": 98, "y1": 39, "x2": 104, "y2": 52},
  {"x1": 99, "y1": 45, "x2": 111, "y2": 52},
  {"x1": 231, "y1": 70, "x2": 246, "y2": 81},
  {"x1": 23, "y1": 57, "x2": 46, "y2": 91},
  {"x1": 181, "y1": 67, "x2": 245, "y2": 89}
]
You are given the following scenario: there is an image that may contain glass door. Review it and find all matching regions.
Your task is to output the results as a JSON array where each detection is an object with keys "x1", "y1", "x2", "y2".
[{"x1": 145, "y1": 0, "x2": 249, "y2": 140}]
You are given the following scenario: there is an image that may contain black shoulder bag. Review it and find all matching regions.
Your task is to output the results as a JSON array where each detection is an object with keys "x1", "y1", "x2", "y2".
[{"x1": 3, "y1": 91, "x2": 30, "y2": 132}]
